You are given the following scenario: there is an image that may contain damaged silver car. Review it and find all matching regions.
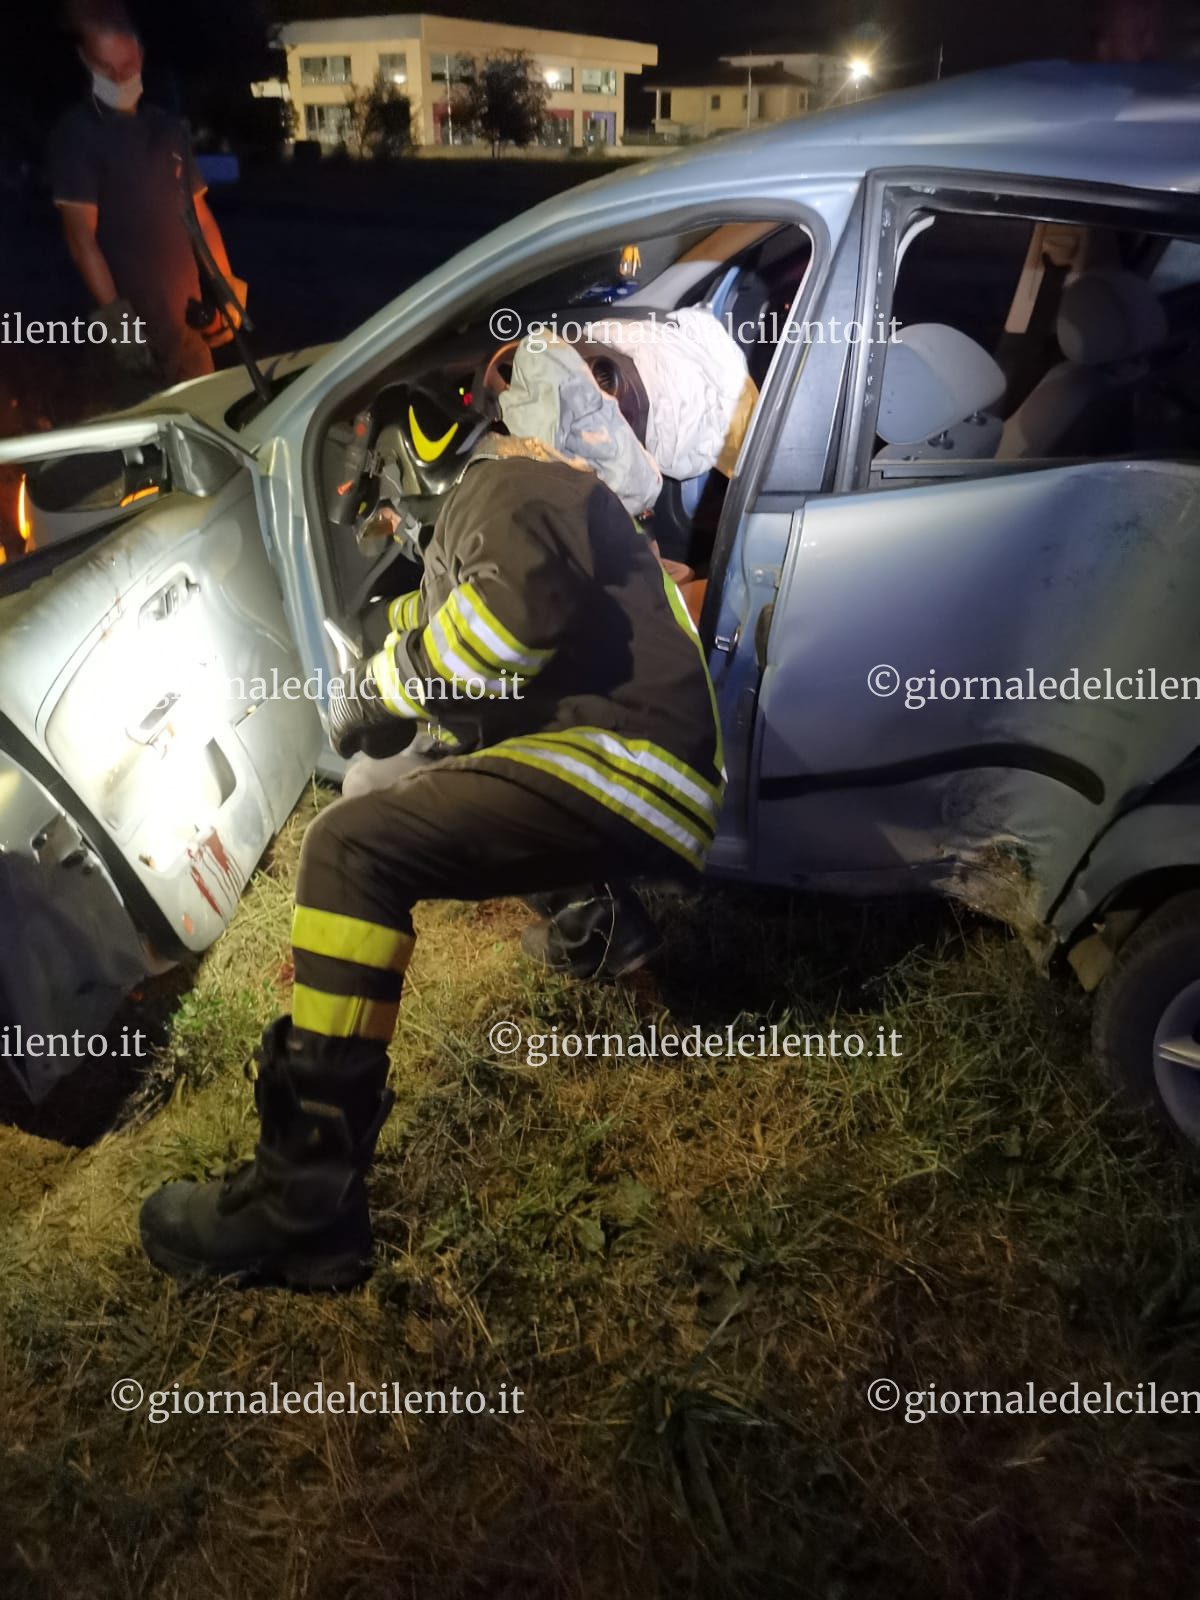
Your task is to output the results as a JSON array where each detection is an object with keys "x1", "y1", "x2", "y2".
[{"x1": 3, "y1": 61, "x2": 1200, "y2": 1140}]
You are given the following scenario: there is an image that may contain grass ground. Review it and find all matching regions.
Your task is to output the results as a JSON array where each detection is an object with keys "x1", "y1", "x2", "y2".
[{"x1": 3, "y1": 785, "x2": 1200, "y2": 1599}]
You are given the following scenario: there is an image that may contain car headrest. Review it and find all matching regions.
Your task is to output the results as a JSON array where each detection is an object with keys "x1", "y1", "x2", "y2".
[
  {"x1": 1056, "y1": 269, "x2": 1167, "y2": 366},
  {"x1": 876, "y1": 324, "x2": 1005, "y2": 446}
]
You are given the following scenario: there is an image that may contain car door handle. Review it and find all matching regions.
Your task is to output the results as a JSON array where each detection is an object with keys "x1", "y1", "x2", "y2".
[
  {"x1": 754, "y1": 603, "x2": 774, "y2": 669},
  {"x1": 129, "y1": 690, "x2": 181, "y2": 744},
  {"x1": 141, "y1": 577, "x2": 196, "y2": 624}
]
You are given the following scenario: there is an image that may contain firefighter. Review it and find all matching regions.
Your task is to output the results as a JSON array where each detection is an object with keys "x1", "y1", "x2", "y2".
[{"x1": 139, "y1": 332, "x2": 727, "y2": 1289}]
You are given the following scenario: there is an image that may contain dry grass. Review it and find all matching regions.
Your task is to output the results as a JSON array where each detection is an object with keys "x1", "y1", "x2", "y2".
[{"x1": 3, "y1": 785, "x2": 1200, "y2": 1599}]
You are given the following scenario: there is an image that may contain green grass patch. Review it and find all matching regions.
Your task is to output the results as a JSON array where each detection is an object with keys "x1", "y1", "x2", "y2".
[{"x1": 2, "y1": 788, "x2": 1199, "y2": 1598}]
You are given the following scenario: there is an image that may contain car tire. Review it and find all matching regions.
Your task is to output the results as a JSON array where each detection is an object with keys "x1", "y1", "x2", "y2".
[{"x1": 1092, "y1": 891, "x2": 1200, "y2": 1144}]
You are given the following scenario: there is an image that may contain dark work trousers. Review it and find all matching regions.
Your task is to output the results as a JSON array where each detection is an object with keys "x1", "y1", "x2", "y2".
[{"x1": 290, "y1": 763, "x2": 681, "y2": 1044}]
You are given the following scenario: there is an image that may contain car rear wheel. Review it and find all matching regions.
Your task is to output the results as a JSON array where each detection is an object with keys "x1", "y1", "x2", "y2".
[{"x1": 1092, "y1": 892, "x2": 1200, "y2": 1144}]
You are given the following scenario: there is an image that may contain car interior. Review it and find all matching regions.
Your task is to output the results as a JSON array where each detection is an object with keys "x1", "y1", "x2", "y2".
[
  {"x1": 315, "y1": 219, "x2": 813, "y2": 649},
  {"x1": 869, "y1": 211, "x2": 1200, "y2": 483}
]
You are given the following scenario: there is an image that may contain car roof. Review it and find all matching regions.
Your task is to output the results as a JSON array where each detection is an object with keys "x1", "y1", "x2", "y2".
[
  {"x1": 609, "y1": 62, "x2": 1200, "y2": 200},
  {"x1": 244, "y1": 62, "x2": 1200, "y2": 441}
]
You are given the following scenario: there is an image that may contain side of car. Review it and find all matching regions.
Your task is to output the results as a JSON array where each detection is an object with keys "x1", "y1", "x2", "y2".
[
  {"x1": 3, "y1": 108, "x2": 1200, "y2": 1136},
  {"x1": 713, "y1": 167, "x2": 1200, "y2": 1137}
]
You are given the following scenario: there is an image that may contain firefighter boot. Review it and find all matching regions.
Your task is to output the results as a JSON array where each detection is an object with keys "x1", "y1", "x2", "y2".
[
  {"x1": 139, "y1": 1018, "x2": 394, "y2": 1290},
  {"x1": 521, "y1": 888, "x2": 662, "y2": 979}
]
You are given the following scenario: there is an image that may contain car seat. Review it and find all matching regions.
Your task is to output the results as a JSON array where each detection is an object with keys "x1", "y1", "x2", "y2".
[
  {"x1": 996, "y1": 269, "x2": 1168, "y2": 460},
  {"x1": 872, "y1": 323, "x2": 1006, "y2": 463}
]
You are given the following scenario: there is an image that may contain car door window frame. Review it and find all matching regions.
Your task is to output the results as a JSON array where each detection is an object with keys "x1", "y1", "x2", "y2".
[
  {"x1": 836, "y1": 169, "x2": 1200, "y2": 494},
  {"x1": 301, "y1": 198, "x2": 831, "y2": 624},
  {"x1": 693, "y1": 189, "x2": 863, "y2": 642}
]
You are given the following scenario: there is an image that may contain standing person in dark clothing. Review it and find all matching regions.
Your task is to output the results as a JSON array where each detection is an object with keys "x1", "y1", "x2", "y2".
[{"x1": 48, "y1": 0, "x2": 245, "y2": 390}]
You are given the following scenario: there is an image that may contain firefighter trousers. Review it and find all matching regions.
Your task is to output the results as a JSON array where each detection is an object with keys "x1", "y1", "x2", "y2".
[{"x1": 290, "y1": 763, "x2": 680, "y2": 1043}]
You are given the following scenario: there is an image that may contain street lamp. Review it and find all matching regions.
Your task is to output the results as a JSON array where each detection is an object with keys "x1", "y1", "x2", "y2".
[{"x1": 847, "y1": 57, "x2": 873, "y2": 100}]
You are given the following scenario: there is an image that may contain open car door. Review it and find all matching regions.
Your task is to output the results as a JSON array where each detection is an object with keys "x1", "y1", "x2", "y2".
[{"x1": 0, "y1": 414, "x2": 322, "y2": 1090}]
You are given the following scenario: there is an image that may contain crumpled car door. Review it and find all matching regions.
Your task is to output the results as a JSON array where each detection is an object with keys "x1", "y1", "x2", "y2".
[
  {"x1": 751, "y1": 459, "x2": 1200, "y2": 949},
  {"x1": 0, "y1": 415, "x2": 322, "y2": 1068}
]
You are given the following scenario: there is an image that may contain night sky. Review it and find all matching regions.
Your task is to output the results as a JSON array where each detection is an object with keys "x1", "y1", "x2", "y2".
[{"x1": 0, "y1": 0, "x2": 1184, "y2": 162}]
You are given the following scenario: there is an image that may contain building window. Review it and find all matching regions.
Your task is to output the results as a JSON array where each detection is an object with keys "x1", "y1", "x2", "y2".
[
  {"x1": 539, "y1": 109, "x2": 573, "y2": 146},
  {"x1": 581, "y1": 68, "x2": 617, "y2": 96},
  {"x1": 378, "y1": 52, "x2": 408, "y2": 85},
  {"x1": 299, "y1": 55, "x2": 352, "y2": 87},
  {"x1": 710, "y1": 93, "x2": 721, "y2": 110},
  {"x1": 542, "y1": 65, "x2": 574, "y2": 92},
  {"x1": 429, "y1": 52, "x2": 475, "y2": 84},
  {"x1": 659, "y1": 90, "x2": 672, "y2": 119},
  {"x1": 304, "y1": 103, "x2": 354, "y2": 142}
]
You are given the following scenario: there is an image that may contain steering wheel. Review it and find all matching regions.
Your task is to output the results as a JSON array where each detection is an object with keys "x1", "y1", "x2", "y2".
[{"x1": 479, "y1": 339, "x2": 520, "y2": 399}]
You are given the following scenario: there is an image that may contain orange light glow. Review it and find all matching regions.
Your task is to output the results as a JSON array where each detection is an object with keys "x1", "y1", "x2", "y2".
[
  {"x1": 17, "y1": 474, "x2": 31, "y2": 542},
  {"x1": 119, "y1": 485, "x2": 161, "y2": 508}
]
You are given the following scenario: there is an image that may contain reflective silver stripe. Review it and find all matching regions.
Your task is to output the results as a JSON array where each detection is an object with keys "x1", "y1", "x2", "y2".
[
  {"x1": 570, "y1": 729, "x2": 719, "y2": 821},
  {"x1": 425, "y1": 609, "x2": 508, "y2": 695},
  {"x1": 373, "y1": 646, "x2": 425, "y2": 717},
  {"x1": 454, "y1": 583, "x2": 552, "y2": 672},
  {"x1": 508, "y1": 741, "x2": 709, "y2": 856}
]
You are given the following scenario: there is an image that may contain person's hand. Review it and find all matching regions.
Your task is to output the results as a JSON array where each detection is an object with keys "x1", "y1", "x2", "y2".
[
  {"x1": 97, "y1": 297, "x2": 156, "y2": 374},
  {"x1": 197, "y1": 277, "x2": 249, "y2": 347}
]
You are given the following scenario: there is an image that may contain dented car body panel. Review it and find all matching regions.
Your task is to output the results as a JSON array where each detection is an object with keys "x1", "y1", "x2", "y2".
[{"x1": 750, "y1": 461, "x2": 1200, "y2": 947}]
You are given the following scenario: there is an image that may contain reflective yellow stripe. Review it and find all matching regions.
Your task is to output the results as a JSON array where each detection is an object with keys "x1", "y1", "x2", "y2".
[
  {"x1": 388, "y1": 591, "x2": 421, "y2": 632},
  {"x1": 292, "y1": 906, "x2": 413, "y2": 971},
  {"x1": 444, "y1": 591, "x2": 511, "y2": 675},
  {"x1": 620, "y1": 735, "x2": 724, "y2": 805},
  {"x1": 518, "y1": 733, "x2": 715, "y2": 835},
  {"x1": 516, "y1": 735, "x2": 715, "y2": 843},
  {"x1": 660, "y1": 568, "x2": 726, "y2": 776},
  {"x1": 423, "y1": 604, "x2": 511, "y2": 696},
  {"x1": 456, "y1": 581, "x2": 552, "y2": 670},
  {"x1": 371, "y1": 643, "x2": 425, "y2": 718},
  {"x1": 292, "y1": 985, "x2": 399, "y2": 1040},
  {"x1": 544, "y1": 729, "x2": 722, "y2": 825},
  {"x1": 476, "y1": 744, "x2": 708, "y2": 868},
  {"x1": 420, "y1": 607, "x2": 458, "y2": 686}
]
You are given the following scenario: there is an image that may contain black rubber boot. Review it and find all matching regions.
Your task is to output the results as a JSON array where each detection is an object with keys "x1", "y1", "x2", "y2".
[
  {"x1": 520, "y1": 888, "x2": 662, "y2": 979},
  {"x1": 139, "y1": 1017, "x2": 394, "y2": 1290}
]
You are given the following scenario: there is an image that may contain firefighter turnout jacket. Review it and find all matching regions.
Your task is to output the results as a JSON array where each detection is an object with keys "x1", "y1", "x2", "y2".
[{"x1": 367, "y1": 450, "x2": 725, "y2": 870}]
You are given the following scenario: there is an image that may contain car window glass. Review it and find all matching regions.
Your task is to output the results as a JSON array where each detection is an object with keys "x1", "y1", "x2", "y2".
[{"x1": 866, "y1": 208, "x2": 1200, "y2": 485}]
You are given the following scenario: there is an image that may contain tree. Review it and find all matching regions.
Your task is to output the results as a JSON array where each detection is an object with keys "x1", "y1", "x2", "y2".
[
  {"x1": 347, "y1": 77, "x2": 413, "y2": 159},
  {"x1": 459, "y1": 51, "x2": 549, "y2": 157}
]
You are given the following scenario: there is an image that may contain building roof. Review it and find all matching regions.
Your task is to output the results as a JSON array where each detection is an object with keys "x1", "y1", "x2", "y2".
[
  {"x1": 275, "y1": 12, "x2": 655, "y2": 53},
  {"x1": 646, "y1": 64, "x2": 811, "y2": 91}
]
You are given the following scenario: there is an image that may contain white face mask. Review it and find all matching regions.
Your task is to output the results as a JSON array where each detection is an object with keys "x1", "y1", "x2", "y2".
[{"x1": 92, "y1": 71, "x2": 142, "y2": 112}]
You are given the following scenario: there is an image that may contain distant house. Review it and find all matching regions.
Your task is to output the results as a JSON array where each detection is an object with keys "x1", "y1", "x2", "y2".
[
  {"x1": 276, "y1": 13, "x2": 658, "y2": 150},
  {"x1": 647, "y1": 51, "x2": 849, "y2": 141}
]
